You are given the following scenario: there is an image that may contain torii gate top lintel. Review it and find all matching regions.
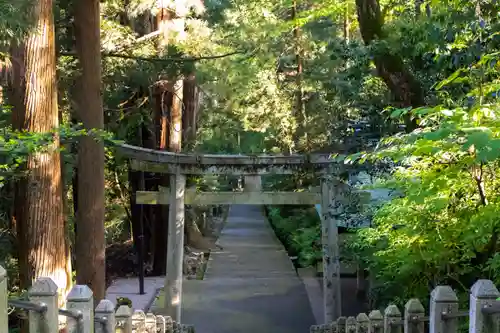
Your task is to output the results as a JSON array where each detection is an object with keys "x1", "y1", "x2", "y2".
[{"x1": 118, "y1": 143, "x2": 343, "y2": 175}]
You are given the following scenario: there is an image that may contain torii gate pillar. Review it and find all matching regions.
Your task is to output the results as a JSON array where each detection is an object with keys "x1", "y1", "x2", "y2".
[{"x1": 164, "y1": 172, "x2": 186, "y2": 322}]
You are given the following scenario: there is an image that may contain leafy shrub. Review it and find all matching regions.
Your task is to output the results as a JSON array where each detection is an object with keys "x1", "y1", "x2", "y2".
[
  {"x1": 345, "y1": 42, "x2": 500, "y2": 307},
  {"x1": 267, "y1": 206, "x2": 321, "y2": 268}
]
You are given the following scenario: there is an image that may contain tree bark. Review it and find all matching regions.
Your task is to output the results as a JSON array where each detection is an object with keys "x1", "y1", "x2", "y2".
[
  {"x1": 150, "y1": 5, "x2": 171, "y2": 274},
  {"x1": 355, "y1": 0, "x2": 423, "y2": 129},
  {"x1": 128, "y1": 121, "x2": 154, "y2": 267},
  {"x1": 73, "y1": 0, "x2": 106, "y2": 301},
  {"x1": 151, "y1": 5, "x2": 185, "y2": 275},
  {"x1": 291, "y1": 0, "x2": 306, "y2": 151},
  {"x1": 183, "y1": 63, "x2": 207, "y2": 249},
  {"x1": 10, "y1": 0, "x2": 72, "y2": 303},
  {"x1": 123, "y1": 19, "x2": 157, "y2": 271},
  {"x1": 71, "y1": 117, "x2": 79, "y2": 246},
  {"x1": 182, "y1": 73, "x2": 199, "y2": 147}
]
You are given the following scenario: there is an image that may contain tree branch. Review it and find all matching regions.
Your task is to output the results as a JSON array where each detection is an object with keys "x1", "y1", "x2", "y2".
[
  {"x1": 58, "y1": 50, "x2": 244, "y2": 63},
  {"x1": 473, "y1": 162, "x2": 488, "y2": 206},
  {"x1": 135, "y1": 30, "x2": 161, "y2": 43}
]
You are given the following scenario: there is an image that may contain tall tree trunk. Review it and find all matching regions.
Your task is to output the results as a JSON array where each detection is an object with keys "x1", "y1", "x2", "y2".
[
  {"x1": 59, "y1": 109, "x2": 74, "y2": 299},
  {"x1": 183, "y1": 73, "x2": 207, "y2": 247},
  {"x1": 291, "y1": 0, "x2": 306, "y2": 151},
  {"x1": 128, "y1": 120, "x2": 155, "y2": 266},
  {"x1": 182, "y1": 73, "x2": 199, "y2": 147},
  {"x1": 122, "y1": 16, "x2": 156, "y2": 269},
  {"x1": 74, "y1": 0, "x2": 106, "y2": 301},
  {"x1": 151, "y1": 4, "x2": 185, "y2": 275},
  {"x1": 150, "y1": 6, "x2": 171, "y2": 275},
  {"x1": 71, "y1": 116, "x2": 79, "y2": 246},
  {"x1": 10, "y1": 0, "x2": 72, "y2": 303},
  {"x1": 355, "y1": 0, "x2": 423, "y2": 130}
]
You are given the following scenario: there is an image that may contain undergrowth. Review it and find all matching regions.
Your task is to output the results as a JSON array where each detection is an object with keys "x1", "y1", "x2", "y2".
[{"x1": 266, "y1": 206, "x2": 321, "y2": 268}]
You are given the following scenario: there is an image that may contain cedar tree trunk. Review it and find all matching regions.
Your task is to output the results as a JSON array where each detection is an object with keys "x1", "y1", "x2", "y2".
[
  {"x1": 151, "y1": 5, "x2": 185, "y2": 275},
  {"x1": 11, "y1": 0, "x2": 72, "y2": 302},
  {"x1": 74, "y1": 0, "x2": 106, "y2": 301}
]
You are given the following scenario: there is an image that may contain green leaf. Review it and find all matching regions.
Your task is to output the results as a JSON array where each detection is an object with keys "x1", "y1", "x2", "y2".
[
  {"x1": 435, "y1": 68, "x2": 468, "y2": 90},
  {"x1": 462, "y1": 131, "x2": 491, "y2": 151},
  {"x1": 423, "y1": 128, "x2": 453, "y2": 141},
  {"x1": 390, "y1": 107, "x2": 412, "y2": 119}
]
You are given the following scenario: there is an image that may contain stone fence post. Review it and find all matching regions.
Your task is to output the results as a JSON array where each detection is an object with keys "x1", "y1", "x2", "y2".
[
  {"x1": 28, "y1": 278, "x2": 59, "y2": 333},
  {"x1": 404, "y1": 299, "x2": 424, "y2": 333},
  {"x1": 429, "y1": 286, "x2": 458, "y2": 333},
  {"x1": 368, "y1": 310, "x2": 383, "y2": 333},
  {"x1": 384, "y1": 305, "x2": 401, "y2": 333},
  {"x1": 66, "y1": 285, "x2": 94, "y2": 333},
  {"x1": 95, "y1": 299, "x2": 115, "y2": 333},
  {"x1": 116, "y1": 305, "x2": 133, "y2": 333},
  {"x1": 469, "y1": 279, "x2": 500, "y2": 333},
  {"x1": 0, "y1": 265, "x2": 7, "y2": 333}
]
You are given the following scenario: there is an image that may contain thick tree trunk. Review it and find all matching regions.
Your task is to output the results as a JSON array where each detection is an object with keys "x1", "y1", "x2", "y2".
[
  {"x1": 183, "y1": 73, "x2": 206, "y2": 249},
  {"x1": 121, "y1": 90, "x2": 156, "y2": 270},
  {"x1": 355, "y1": 0, "x2": 423, "y2": 129},
  {"x1": 151, "y1": 5, "x2": 185, "y2": 275},
  {"x1": 151, "y1": 72, "x2": 170, "y2": 275},
  {"x1": 169, "y1": 80, "x2": 183, "y2": 153},
  {"x1": 72, "y1": 160, "x2": 78, "y2": 239},
  {"x1": 182, "y1": 73, "x2": 199, "y2": 147},
  {"x1": 71, "y1": 117, "x2": 79, "y2": 246},
  {"x1": 74, "y1": 0, "x2": 106, "y2": 301},
  {"x1": 10, "y1": 0, "x2": 72, "y2": 303},
  {"x1": 151, "y1": 78, "x2": 184, "y2": 274},
  {"x1": 151, "y1": 87, "x2": 170, "y2": 276}
]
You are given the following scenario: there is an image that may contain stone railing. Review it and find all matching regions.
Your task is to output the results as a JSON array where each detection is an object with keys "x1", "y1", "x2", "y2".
[
  {"x1": 310, "y1": 279, "x2": 500, "y2": 333},
  {"x1": 0, "y1": 265, "x2": 194, "y2": 333}
]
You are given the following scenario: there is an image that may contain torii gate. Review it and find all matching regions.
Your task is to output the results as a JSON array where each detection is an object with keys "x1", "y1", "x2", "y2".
[{"x1": 118, "y1": 144, "x2": 343, "y2": 323}]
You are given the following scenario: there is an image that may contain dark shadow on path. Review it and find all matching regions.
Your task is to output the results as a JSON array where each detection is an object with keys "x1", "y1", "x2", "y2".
[{"x1": 183, "y1": 279, "x2": 315, "y2": 333}]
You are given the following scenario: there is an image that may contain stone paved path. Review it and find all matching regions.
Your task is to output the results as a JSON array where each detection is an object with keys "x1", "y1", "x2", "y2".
[
  {"x1": 105, "y1": 276, "x2": 164, "y2": 311},
  {"x1": 182, "y1": 205, "x2": 316, "y2": 333}
]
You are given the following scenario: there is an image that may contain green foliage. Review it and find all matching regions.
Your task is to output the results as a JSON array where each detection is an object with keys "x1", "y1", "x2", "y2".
[
  {"x1": 344, "y1": 21, "x2": 500, "y2": 306},
  {"x1": 267, "y1": 207, "x2": 321, "y2": 267},
  {"x1": 115, "y1": 296, "x2": 133, "y2": 310},
  {"x1": 0, "y1": 123, "x2": 122, "y2": 184},
  {"x1": 0, "y1": 0, "x2": 33, "y2": 60}
]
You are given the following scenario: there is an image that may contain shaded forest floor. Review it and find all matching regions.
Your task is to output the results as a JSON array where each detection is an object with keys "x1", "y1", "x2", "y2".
[
  {"x1": 105, "y1": 208, "x2": 229, "y2": 288},
  {"x1": 105, "y1": 240, "x2": 137, "y2": 287}
]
